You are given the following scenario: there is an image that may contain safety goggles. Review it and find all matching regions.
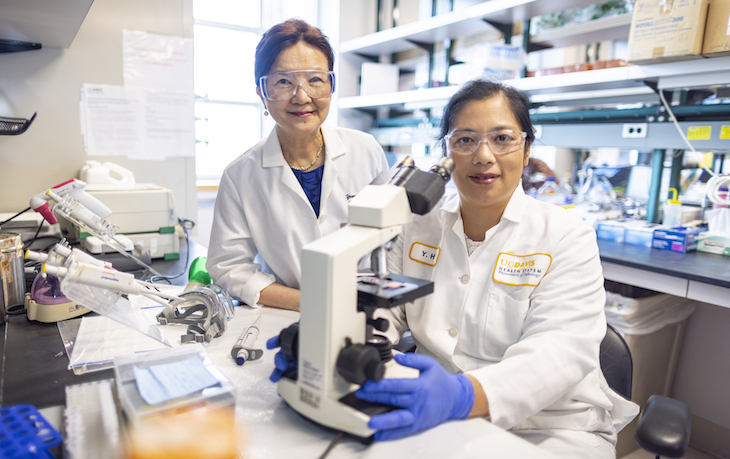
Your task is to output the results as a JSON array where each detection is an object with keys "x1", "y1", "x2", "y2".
[
  {"x1": 445, "y1": 129, "x2": 527, "y2": 156},
  {"x1": 259, "y1": 69, "x2": 336, "y2": 101}
]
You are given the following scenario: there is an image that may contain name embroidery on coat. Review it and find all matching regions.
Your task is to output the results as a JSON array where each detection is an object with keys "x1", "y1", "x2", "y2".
[
  {"x1": 493, "y1": 252, "x2": 552, "y2": 286},
  {"x1": 409, "y1": 242, "x2": 440, "y2": 266}
]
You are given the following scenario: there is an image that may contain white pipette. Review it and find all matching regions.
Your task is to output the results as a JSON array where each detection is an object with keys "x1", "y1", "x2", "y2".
[{"x1": 231, "y1": 316, "x2": 263, "y2": 365}]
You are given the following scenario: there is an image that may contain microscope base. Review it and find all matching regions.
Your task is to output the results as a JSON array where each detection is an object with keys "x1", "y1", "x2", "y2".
[{"x1": 278, "y1": 377, "x2": 375, "y2": 438}]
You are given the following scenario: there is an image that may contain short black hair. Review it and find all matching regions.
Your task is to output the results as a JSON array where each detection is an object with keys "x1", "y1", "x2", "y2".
[
  {"x1": 438, "y1": 79, "x2": 534, "y2": 155},
  {"x1": 254, "y1": 19, "x2": 334, "y2": 86}
]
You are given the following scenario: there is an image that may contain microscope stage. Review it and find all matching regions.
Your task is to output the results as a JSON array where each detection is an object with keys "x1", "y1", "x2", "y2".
[{"x1": 357, "y1": 273, "x2": 434, "y2": 309}]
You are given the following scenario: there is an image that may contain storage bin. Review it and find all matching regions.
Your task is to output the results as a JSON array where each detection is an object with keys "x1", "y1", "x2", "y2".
[{"x1": 604, "y1": 280, "x2": 697, "y2": 457}]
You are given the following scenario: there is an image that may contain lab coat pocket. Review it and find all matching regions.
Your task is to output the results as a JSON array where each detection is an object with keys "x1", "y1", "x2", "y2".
[{"x1": 482, "y1": 292, "x2": 530, "y2": 357}]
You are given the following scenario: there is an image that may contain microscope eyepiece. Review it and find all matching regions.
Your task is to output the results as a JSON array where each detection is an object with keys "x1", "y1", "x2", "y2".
[{"x1": 429, "y1": 157, "x2": 455, "y2": 183}]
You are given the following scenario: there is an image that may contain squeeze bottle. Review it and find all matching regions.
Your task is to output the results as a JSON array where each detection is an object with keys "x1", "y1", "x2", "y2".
[{"x1": 662, "y1": 188, "x2": 683, "y2": 228}]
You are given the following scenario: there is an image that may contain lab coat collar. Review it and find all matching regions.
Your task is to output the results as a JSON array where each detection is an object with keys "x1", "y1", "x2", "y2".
[
  {"x1": 438, "y1": 183, "x2": 528, "y2": 224},
  {"x1": 261, "y1": 124, "x2": 344, "y2": 168}
]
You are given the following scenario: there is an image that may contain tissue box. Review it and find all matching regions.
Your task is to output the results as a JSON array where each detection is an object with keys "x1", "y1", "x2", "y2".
[
  {"x1": 697, "y1": 231, "x2": 730, "y2": 255},
  {"x1": 625, "y1": 223, "x2": 662, "y2": 248},
  {"x1": 652, "y1": 227, "x2": 705, "y2": 253}
]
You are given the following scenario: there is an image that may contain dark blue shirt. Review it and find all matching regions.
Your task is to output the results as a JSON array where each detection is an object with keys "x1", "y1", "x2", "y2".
[{"x1": 292, "y1": 166, "x2": 324, "y2": 217}]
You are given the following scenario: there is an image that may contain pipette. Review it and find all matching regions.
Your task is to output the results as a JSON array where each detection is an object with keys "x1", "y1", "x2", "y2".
[{"x1": 231, "y1": 316, "x2": 263, "y2": 365}]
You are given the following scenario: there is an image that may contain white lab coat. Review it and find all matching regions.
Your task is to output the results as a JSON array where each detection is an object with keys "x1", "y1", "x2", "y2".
[
  {"x1": 380, "y1": 186, "x2": 638, "y2": 444},
  {"x1": 207, "y1": 124, "x2": 388, "y2": 307}
]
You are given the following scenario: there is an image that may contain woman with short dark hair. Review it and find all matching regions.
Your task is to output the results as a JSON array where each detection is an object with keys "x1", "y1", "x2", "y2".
[
  {"x1": 355, "y1": 79, "x2": 639, "y2": 458},
  {"x1": 207, "y1": 19, "x2": 388, "y2": 311}
]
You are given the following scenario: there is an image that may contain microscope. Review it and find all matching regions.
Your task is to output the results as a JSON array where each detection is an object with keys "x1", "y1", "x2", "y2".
[{"x1": 275, "y1": 156, "x2": 454, "y2": 439}]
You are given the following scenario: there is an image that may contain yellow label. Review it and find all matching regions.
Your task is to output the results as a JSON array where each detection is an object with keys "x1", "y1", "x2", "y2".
[
  {"x1": 409, "y1": 242, "x2": 440, "y2": 266},
  {"x1": 687, "y1": 126, "x2": 711, "y2": 140},
  {"x1": 720, "y1": 126, "x2": 730, "y2": 140},
  {"x1": 493, "y1": 252, "x2": 552, "y2": 287}
]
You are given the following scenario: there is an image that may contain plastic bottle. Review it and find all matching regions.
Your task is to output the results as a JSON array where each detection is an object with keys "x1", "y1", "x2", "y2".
[
  {"x1": 185, "y1": 256, "x2": 212, "y2": 291},
  {"x1": 536, "y1": 177, "x2": 560, "y2": 204},
  {"x1": 662, "y1": 188, "x2": 683, "y2": 228},
  {"x1": 557, "y1": 176, "x2": 575, "y2": 205}
]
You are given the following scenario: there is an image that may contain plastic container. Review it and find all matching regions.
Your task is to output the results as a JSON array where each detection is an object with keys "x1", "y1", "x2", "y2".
[
  {"x1": 0, "y1": 405, "x2": 62, "y2": 459},
  {"x1": 536, "y1": 177, "x2": 572, "y2": 205},
  {"x1": 79, "y1": 161, "x2": 136, "y2": 188},
  {"x1": 662, "y1": 187, "x2": 684, "y2": 227},
  {"x1": 114, "y1": 344, "x2": 236, "y2": 424}
]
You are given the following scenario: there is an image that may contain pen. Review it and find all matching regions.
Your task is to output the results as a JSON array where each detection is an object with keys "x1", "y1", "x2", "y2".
[{"x1": 231, "y1": 315, "x2": 263, "y2": 365}]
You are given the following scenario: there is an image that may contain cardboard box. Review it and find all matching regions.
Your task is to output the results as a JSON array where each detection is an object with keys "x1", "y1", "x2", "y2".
[
  {"x1": 697, "y1": 231, "x2": 730, "y2": 255},
  {"x1": 702, "y1": 0, "x2": 730, "y2": 57},
  {"x1": 652, "y1": 226, "x2": 705, "y2": 252},
  {"x1": 360, "y1": 63, "x2": 399, "y2": 96},
  {"x1": 628, "y1": 0, "x2": 709, "y2": 64}
]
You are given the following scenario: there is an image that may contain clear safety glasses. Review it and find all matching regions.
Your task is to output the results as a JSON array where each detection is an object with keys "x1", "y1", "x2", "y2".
[
  {"x1": 445, "y1": 129, "x2": 527, "y2": 156},
  {"x1": 259, "y1": 70, "x2": 336, "y2": 101}
]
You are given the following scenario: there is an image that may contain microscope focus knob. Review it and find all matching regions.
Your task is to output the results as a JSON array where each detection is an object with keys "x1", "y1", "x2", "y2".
[
  {"x1": 279, "y1": 322, "x2": 299, "y2": 361},
  {"x1": 368, "y1": 317, "x2": 389, "y2": 332},
  {"x1": 337, "y1": 342, "x2": 385, "y2": 385}
]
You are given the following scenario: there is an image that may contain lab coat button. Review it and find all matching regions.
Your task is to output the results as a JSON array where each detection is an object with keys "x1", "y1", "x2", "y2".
[
  {"x1": 320, "y1": 214, "x2": 327, "y2": 222},
  {"x1": 460, "y1": 274, "x2": 469, "y2": 284},
  {"x1": 448, "y1": 327, "x2": 458, "y2": 337}
]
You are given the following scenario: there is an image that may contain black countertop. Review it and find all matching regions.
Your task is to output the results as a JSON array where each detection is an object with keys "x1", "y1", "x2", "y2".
[
  {"x1": 0, "y1": 240, "x2": 207, "y2": 409},
  {"x1": 597, "y1": 239, "x2": 730, "y2": 289}
]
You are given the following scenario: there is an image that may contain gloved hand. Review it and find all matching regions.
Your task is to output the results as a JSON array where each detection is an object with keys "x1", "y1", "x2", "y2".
[
  {"x1": 266, "y1": 335, "x2": 297, "y2": 382},
  {"x1": 354, "y1": 353, "x2": 475, "y2": 441}
]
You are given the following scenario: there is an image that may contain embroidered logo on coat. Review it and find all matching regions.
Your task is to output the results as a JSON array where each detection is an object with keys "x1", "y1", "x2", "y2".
[
  {"x1": 493, "y1": 252, "x2": 552, "y2": 286},
  {"x1": 409, "y1": 242, "x2": 440, "y2": 266}
]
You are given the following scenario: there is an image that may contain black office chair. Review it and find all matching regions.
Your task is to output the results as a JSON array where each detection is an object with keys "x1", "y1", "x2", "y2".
[
  {"x1": 395, "y1": 326, "x2": 691, "y2": 458},
  {"x1": 600, "y1": 324, "x2": 692, "y2": 459}
]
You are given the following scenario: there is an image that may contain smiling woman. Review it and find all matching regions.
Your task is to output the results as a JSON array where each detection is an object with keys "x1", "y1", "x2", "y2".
[
  {"x1": 206, "y1": 19, "x2": 388, "y2": 312},
  {"x1": 360, "y1": 80, "x2": 640, "y2": 458}
]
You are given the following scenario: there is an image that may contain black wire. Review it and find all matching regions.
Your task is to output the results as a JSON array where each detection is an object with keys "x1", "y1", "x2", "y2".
[
  {"x1": 148, "y1": 218, "x2": 195, "y2": 284},
  {"x1": 318, "y1": 432, "x2": 345, "y2": 459},
  {"x1": 23, "y1": 220, "x2": 45, "y2": 251},
  {"x1": 0, "y1": 207, "x2": 31, "y2": 226}
]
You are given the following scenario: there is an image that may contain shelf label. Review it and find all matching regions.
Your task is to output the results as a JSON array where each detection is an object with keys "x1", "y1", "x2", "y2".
[
  {"x1": 687, "y1": 126, "x2": 711, "y2": 140},
  {"x1": 721, "y1": 126, "x2": 730, "y2": 140}
]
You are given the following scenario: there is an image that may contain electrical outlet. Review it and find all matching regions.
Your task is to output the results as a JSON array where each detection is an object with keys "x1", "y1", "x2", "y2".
[{"x1": 622, "y1": 123, "x2": 648, "y2": 138}]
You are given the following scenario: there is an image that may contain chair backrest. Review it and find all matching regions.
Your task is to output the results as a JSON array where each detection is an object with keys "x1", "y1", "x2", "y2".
[{"x1": 600, "y1": 323, "x2": 633, "y2": 400}]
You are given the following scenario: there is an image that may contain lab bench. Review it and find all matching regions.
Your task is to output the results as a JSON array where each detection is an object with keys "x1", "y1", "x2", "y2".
[
  {"x1": 0, "y1": 241, "x2": 558, "y2": 459},
  {"x1": 598, "y1": 239, "x2": 730, "y2": 309}
]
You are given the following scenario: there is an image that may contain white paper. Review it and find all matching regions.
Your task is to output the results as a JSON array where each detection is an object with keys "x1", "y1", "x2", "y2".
[
  {"x1": 80, "y1": 84, "x2": 144, "y2": 157},
  {"x1": 133, "y1": 356, "x2": 220, "y2": 405},
  {"x1": 135, "y1": 90, "x2": 195, "y2": 160},
  {"x1": 80, "y1": 83, "x2": 194, "y2": 159},
  {"x1": 123, "y1": 30, "x2": 194, "y2": 92}
]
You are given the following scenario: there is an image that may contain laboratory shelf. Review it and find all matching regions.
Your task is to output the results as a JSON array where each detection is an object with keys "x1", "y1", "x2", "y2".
[
  {"x1": 536, "y1": 121, "x2": 730, "y2": 150},
  {"x1": 0, "y1": 0, "x2": 94, "y2": 49},
  {"x1": 339, "y1": 0, "x2": 599, "y2": 57},
  {"x1": 530, "y1": 13, "x2": 632, "y2": 50},
  {"x1": 338, "y1": 56, "x2": 730, "y2": 110}
]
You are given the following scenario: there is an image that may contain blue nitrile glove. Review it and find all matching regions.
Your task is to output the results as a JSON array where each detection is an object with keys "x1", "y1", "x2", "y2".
[
  {"x1": 354, "y1": 353, "x2": 475, "y2": 441},
  {"x1": 266, "y1": 335, "x2": 297, "y2": 382}
]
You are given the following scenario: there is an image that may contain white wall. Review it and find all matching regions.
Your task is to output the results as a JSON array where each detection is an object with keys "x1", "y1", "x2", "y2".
[{"x1": 0, "y1": 0, "x2": 197, "y2": 224}]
